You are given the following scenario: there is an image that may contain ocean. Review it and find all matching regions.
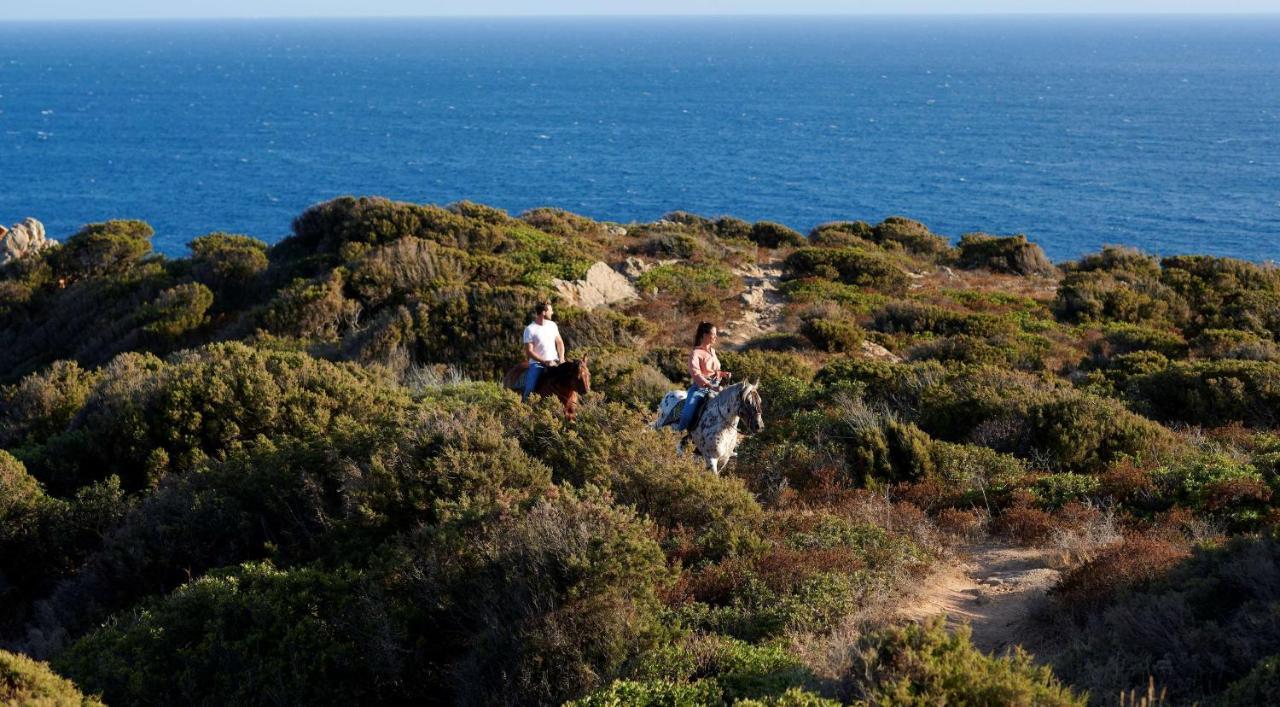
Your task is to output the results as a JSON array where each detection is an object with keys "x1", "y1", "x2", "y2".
[{"x1": 0, "y1": 16, "x2": 1276, "y2": 261}]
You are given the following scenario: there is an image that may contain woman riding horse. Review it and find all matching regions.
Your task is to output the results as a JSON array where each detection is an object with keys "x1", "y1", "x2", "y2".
[{"x1": 674, "y1": 322, "x2": 733, "y2": 442}]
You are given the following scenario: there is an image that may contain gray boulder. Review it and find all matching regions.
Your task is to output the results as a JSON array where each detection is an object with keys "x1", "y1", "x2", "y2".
[{"x1": 0, "y1": 218, "x2": 56, "y2": 266}]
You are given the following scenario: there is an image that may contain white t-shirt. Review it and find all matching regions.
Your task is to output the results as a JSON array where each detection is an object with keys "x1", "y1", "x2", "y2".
[{"x1": 522, "y1": 320, "x2": 560, "y2": 364}]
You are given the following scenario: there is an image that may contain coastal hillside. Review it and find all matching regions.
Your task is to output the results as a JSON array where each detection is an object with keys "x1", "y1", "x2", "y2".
[{"x1": 5, "y1": 198, "x2": 1280, "y2": 705}]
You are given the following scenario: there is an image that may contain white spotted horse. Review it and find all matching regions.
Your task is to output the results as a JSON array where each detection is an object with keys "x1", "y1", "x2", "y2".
[{"x1": 652, "y1": 381, "x2": 764, "y2": 475}]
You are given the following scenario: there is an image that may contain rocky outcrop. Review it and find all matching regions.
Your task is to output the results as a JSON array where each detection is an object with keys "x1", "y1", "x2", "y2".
[
  {"x1": 553, "y1": 261, "x2": 638, "y2": 310},
  {"x1": 860, "y1": 340, "x2": 902, "y2": 363},
  {"x1": 0, "y1": 218, "x2": 55, "y2": 266}
]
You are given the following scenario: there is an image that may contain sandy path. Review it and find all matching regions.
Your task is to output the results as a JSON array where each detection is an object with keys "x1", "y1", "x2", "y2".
[
  {"x1": 722, "y1": 264, "x2": 786, "y2": 348},
  {"x1": 900, "y1": 541, "x2": 1060, "y2": 654}
]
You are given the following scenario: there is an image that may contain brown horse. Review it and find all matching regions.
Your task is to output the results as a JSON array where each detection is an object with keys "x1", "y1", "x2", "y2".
[{"x1": 503, "y1": 358, "x2": 592, "y2": 420}]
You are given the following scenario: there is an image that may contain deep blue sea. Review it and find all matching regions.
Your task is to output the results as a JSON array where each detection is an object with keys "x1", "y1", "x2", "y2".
[{"x1": 0, "y1": 16, "x2": 1277, "y2": 261}]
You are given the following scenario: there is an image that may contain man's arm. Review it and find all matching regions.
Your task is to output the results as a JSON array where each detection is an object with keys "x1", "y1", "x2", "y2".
[
  {"x1": 524, "y1": 341, "x2": 545, "y2": 364},
  {"x1": 555, "y1": 335, "x2": 565, "y2": 363}
]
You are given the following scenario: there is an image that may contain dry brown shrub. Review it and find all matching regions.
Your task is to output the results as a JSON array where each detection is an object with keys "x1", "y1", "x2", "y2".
[
  {"x1": 935, "y1": 507, "x2": 987, "y2": 540},
  {"x1": 892, "y1": 478, "x2": 949, "y2": 511},
  {"x1": 1100, "y1": 459, "x2": 1157, "y2": 503},
  {"x1": 1206, "y1": 421, "x2": 1254, "y2": 448},
  {"x1": 1051, "y1": 533, "x2": 1191, "y2": 611},
  {"x1": 1201, "y1": 476, "x2": 1272, "y2": 513},
  {"x1": 994, "y1": 504, "x2": 1055, "y2": 544}
]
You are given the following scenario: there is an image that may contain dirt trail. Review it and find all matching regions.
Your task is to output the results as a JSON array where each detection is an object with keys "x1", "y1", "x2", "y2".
[
  {"x1": 722, "y1": 264, "x2": 786, "y2": 348},
  {"x1": 900, "y1": 542, "x2": 1061, "y2": 654}
]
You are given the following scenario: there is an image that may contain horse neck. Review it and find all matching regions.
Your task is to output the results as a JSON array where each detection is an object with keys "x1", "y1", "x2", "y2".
[{"x1": 704, "y1": 384, "x2": 740, "y2": 421}]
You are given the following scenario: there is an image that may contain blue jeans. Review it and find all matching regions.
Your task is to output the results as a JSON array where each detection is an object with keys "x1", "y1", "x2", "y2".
[
  {"x1": 676, "y1": 385, "x2": 709, "y2": 431},
  {"x1": 522, "y1": 362, "x2": 546, "y2": 402}
]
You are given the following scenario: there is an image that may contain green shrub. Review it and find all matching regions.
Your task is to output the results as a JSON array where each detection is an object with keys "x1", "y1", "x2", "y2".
[
  {"x1": 51, "y1": 220, "x2": 155, "y2": 282},
  {"x1": 139, "y1": 282, "x2": 214, "y2": 341},
  {"x1": 0, "y1": 649, "x2": 103, "y2": 707},
  {"x1": 56, "y1": 562, "x2": 399, "y2": 706},
  {"x1": 189, "y1": 232, "x2": 268, "y2": 306},
  {"x1": 1056, "y1": 270, "x2": 1188, "y2": 326},
  {"x1": 634, "y1": 635, "x2": 820, "y2": 702},
  {"x1": 872, "y1": 217, "x2": 952, "y2": 257},
  {"x1": 1192, "y1": 328, "x2": 1280, "y2": 362},
  {"x1": 1126, "y1": 360, "x2": 1280, "y2": 427},
  {"x1": 749, "y1": 222, "x2": 805, "y2": 249},
  {"x1": 809, "y1": 221, "x2": 875, "y2": 249},
  {"x1": 801, "y1": 315, "x2": 864, "y2": 353},
  {"x1": 26, "y1": 343, "x2": 411, "y2": 492},
  {"x1": 1217, "y1": 656, "x2": 1280, "y2": 707},
  {"x1": 846, "y1": 618, "x2": 1085, "y2": 706},
  {"x1": 424, "y1": 488, "x2": 672, "y2": 705},
  {"x1": 782, "y1": 248, "x2": 909, "y2": 295},
  {"x1": 1033, "y1": 473, "x2": 1102, "y2": 509},
  {"x1": 930, "y1": 441, "x2": 1030, "y2": 507},
  {"x1": 956, "y1": 233, "x2": 1055, "y2": 276},
  {"x1": 1153, "y1": 453, "x2": 1271, "y2": 529},
  {"x1": 516, "y1": 403, "x2": 765, "y2": 562},
  {"x1": 1094, "y1": 322, "x2": 1187, "y2": 359},
  {"x1": 1066, "y1": 245, "x2": 1162, "y2": 279},
  {"x1": 1052, "y1": 534, "x2": 1280, "y2": 704},
  {"x1": 0, "y1": 361, "x2": 98, "y2": 448},
  {"x1": 781, "y1": 278, "x2": 889, "y2": 314},
  {"x1": 637, "y1": 263, "x2": 737, "y2": 302},
  {"x1": 871, "y1": 301, "x2": 1015, "y2": 338},
  {"x1": 567, "y1": 679, "x2": 724, "y2": 706},
  {"x1": 345, "y1": 237, "x2": 472, "y2": 307}
]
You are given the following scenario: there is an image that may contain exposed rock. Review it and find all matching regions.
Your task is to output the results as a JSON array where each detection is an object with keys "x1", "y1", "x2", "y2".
[
  {"x1": 0, "y1": 218, "x2": 55, "y2": 266},
  {"x1": 859, "y1": 340, "x2": 902, "y2": 363},
  {"x1": 553, "y1": 261, "x2": 638, "y2": 310},
  {"x1": 607, "y1": 225, "x2": 628, "y2": 237},
  {"x1": 616, "y1": 256, "x2": 652, "y2": 281}
]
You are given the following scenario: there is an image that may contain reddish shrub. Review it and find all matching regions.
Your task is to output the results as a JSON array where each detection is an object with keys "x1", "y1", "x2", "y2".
[
  {"x1": 994, "y1": 504, "x2": 1055, "y2": 544},
  {"x1": 1100, "y1": 459, "x2": 1156, "y2": 504},
  {"x1": 1052, "y1": 534, "x2": 1191, "y2": 610},
  {"x1": 1201, "y1": 476, "x2": 1272, "y2": 513},
  {"x1": 936, "y1": 507, "x2": 986, "y2": 539}
]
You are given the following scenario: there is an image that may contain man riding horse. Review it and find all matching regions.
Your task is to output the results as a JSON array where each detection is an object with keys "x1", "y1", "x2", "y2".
[
  {"x1": 504, "y1": 301, "x2": 591, "y2": 420},
  {"x1": 521, "y1": 301, "x2": 565, "y2": 402}
]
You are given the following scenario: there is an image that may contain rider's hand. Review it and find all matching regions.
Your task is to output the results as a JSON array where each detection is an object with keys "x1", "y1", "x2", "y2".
[
  {"x1": 548, "y1": 360, "x2": 559, "y2": 367},
  {"x1": 721, "y1": 371, "x2": 732, "y2": 380}
]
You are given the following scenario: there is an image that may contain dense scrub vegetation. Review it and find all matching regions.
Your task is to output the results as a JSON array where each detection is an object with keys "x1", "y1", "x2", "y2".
[{"x1": 4, "y1": 198, "x2": 1280, "y2": 704}]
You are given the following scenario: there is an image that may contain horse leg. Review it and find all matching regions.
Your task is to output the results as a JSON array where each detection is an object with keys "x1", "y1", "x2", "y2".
[
  {"x1": 708, "y1": 456, "x2": 719, "y2": 475},
  {"x1": 562, "y1": 391, "x2": 578, "y2": 421}
]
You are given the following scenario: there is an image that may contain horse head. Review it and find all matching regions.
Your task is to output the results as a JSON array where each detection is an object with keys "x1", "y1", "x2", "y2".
[
  {"x1": 574, "y1": 356, "x2": 591, "y2": 396},
  {"x1": 738, "y1": 380, "x2": 764, "y2": 434}
]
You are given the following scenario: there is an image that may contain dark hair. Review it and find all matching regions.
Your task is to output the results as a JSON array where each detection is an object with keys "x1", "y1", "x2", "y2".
[
  {"x1": 534, "y1": 301, "x2": 552, "y2": 317},
  {"x1": 693, "y1": 321, "x2": 716, "y2": 346}
]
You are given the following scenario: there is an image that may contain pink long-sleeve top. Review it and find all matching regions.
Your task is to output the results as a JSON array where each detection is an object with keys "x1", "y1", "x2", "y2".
[{"x1": 689, "y1": 347, "x2": 721, "y2": 388}]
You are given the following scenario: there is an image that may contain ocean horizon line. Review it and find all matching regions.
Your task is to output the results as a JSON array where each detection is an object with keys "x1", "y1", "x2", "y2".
[{"x1": 4, "y1": 12, "x2": 1280, "y2": 23}]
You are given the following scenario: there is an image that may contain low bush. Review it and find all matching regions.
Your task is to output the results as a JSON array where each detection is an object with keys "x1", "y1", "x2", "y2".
[
  {"x1": 956, "y1": 233, "x2": 1055, "y2": 276},
  {"x1": 782, "y1": 248, "x2": 909, "y2": 295},
  {"x1": 1051, "y1": 534, "x2": 1280, "y2": 703},
  {"x1": 1051, "y1": 533, "x2": 1191, "y2": 612},
  {"x1": 0, "y1": 649, "x2": 103, "y2": 707},
  {"x1": 871, "y1": 217, "x2": 952, "y2": 257},
  {"x1": 748, "y1": 222, "x2": 805, "y2": 249},
  {"x1": 1192, "y1": 328, "x2": 1280, "y2": 361},
  {"x1": 843, "y1": 617, "x2": 1085, "y2": 705},
  {"x1": 809, "y1": 221, "x2": 875, "y2": 249},
  {"x1": 56, "y1": 562, "x2": 400, "y2": 706},
  {"x1": 1126, "y1": 359, "x2": 1280, "y2": 427}
]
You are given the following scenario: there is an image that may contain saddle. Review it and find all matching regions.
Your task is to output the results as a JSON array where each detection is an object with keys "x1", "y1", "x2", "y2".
[{"x1": 670, "y1": 389, "x2": 715, "y2": 430}]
